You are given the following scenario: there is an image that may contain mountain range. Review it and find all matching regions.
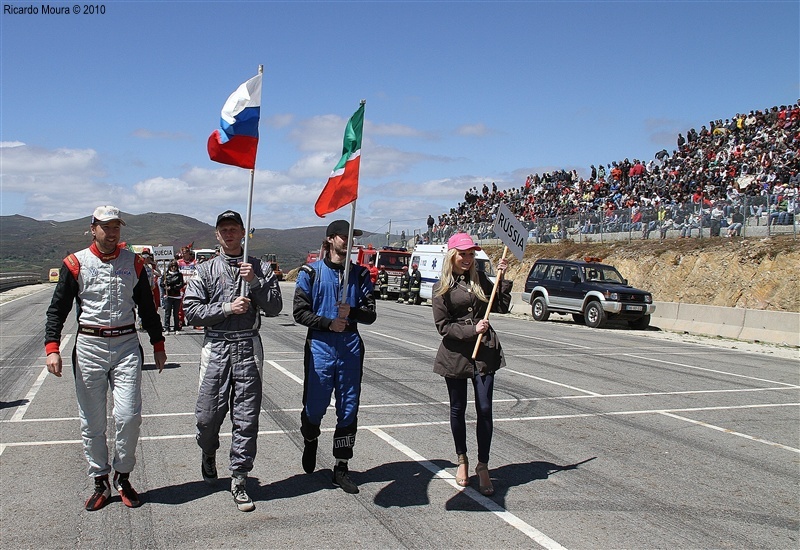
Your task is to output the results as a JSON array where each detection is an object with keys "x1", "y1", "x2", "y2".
[{"x1": 0, "y1": 212, "x2": 395, "y2": 276}]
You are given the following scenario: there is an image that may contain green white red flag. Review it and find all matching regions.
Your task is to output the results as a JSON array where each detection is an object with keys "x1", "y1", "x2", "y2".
[{"x1": 315, "y1": 103, "x2": 364, "y2": 217}]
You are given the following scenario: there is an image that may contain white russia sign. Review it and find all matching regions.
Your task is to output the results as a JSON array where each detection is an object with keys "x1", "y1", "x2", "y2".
[{"x1": 493, "y1": 202, "x2": 527, "y2": 260}]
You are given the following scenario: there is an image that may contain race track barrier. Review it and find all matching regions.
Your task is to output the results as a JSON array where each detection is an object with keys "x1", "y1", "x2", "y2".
[
  {"x1": 510, "y1": 293, "x2": 799, "y2": 348},
  {"x1": 0, "y1": 272, "x2": 41, "y2": 292}
]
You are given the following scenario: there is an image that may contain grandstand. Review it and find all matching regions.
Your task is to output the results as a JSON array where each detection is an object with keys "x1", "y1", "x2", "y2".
[{"x1": 424, "y1": 103, "x2": 799, "y2": 245}]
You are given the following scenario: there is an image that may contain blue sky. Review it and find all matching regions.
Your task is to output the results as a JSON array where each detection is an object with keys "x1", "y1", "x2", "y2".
[{"x1": 1, "y1": 1, "x2": 798, "y2": 236}]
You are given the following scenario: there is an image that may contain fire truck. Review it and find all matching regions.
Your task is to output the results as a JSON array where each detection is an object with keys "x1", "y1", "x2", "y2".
[{"x1": 350, "y1": 244, "x2": 410, "y2": 298}]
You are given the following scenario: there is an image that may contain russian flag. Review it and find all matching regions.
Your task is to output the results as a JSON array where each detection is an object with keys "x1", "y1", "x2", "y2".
[{"x1": 207, "y1": 73, "x2": 262, "y2": 169}]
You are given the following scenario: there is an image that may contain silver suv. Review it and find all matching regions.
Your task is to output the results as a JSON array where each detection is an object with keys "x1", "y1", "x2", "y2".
[{"x1": 521, "y1": 258, "x2": 655, "y2": 329}]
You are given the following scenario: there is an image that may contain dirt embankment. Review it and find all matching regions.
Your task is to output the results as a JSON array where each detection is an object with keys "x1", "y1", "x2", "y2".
[{"x1": 494, "y1": 235, "x2": 799, "y2": 313}]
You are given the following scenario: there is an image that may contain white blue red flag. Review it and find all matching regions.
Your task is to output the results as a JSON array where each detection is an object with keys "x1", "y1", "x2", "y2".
[{"x1": 207, "y1": 73, "x2": 262, "y2": 169}]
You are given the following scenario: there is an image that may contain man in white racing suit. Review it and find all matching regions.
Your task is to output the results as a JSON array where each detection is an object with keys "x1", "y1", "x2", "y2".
[{"x1": 45, "y1": 205, "x2": 167, "y2": 512}]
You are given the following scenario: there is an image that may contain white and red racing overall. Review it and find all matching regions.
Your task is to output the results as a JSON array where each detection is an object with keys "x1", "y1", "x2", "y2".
[{"x1": 45, "y1": 243, "x2": 165, "y2": 478}]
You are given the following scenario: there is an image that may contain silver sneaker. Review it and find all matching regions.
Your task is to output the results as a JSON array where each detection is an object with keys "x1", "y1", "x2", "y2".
[{"x1": 231, "y1": 476, "x2": 255, "y2": 512}]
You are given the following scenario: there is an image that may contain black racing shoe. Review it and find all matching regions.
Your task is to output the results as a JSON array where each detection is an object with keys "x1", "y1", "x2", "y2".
[
  {"x1": 85, "y1": 475, "x2": 111, "y2": 512},
  {"x1": 302, "y1": 438, "x2": 318, "y2": 474},
  {"x1": 333, "y1": 463, "x2": 359, "y2": 494},
  {"x1": 231, "y1": 477, "x2": 255, "y2": 512},
  {"x1": 113, "y1": 472, "x2": 141, "y2": 508},
  {"x1": 201, "y1": 452, "x2": 218, "y2": 484}
]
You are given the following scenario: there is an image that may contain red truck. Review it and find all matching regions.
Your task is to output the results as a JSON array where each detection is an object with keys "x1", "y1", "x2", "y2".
[{"x1": 350, "y1": 244, "x2": 410, "y2": 297}]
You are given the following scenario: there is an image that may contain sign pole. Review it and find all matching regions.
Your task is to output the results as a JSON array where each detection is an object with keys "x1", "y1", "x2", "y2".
[{"x1": 471, "y1": 245, "x2": 507, "y2": 359}]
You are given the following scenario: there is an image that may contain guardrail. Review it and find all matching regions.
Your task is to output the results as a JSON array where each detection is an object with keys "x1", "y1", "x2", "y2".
[{"x1": 0, "y1": 272, "x2": 42, "y2": 292}]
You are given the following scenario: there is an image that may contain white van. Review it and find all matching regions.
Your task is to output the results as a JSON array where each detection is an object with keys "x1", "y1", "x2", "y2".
[{"x1": 411, "y1": 244, "x2": 497, "y2": 302}]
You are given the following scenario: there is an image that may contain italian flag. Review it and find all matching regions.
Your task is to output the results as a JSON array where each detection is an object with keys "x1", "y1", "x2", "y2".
[{"x1": 315, "y1": 103, "x2": 365, "y2": 217}]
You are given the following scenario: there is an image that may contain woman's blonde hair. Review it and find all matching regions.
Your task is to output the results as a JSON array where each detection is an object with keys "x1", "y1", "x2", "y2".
[{"x1": 434, "y1": 248, "x2": 488, "y2": 301}]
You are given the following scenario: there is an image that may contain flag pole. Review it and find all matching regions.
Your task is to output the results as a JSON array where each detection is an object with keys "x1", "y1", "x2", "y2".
[
  {"x1": 241, "y1": 64, "x2": 263, "y2": 296},
  {"x1": 339, "y1": 99, "x2": 366, "y2": 306},
  {"x1": 340, "y1": 200, "x2": 357, "y2": 306}
]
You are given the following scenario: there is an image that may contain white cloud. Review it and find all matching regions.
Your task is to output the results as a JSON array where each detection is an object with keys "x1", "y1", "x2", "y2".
[
  {"x1": 0, "y1": 141, "x2": 26, "y2": 148},
  {"x1": 369, "y1": 122, "x2": 436, "y2": 140},
  {"x1": 264, "y1": 113, "x2": 294, "y2": 128},
  {"x1": 1, "y1": 144, "x2": 101, "y2": 177},
  {"x1": 455, "y1": 123, "x2": 492, "y2": 137}
]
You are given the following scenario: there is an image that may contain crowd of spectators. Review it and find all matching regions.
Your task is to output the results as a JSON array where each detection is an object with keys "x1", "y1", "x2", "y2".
[{"x1": 428, "y1": 102, "x2": 800, "y2": 243}]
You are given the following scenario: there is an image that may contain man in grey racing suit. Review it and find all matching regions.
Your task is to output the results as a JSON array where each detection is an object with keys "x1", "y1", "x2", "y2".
[{"x1": 183, "y1": 209, "x2": 282, "y2": 512}]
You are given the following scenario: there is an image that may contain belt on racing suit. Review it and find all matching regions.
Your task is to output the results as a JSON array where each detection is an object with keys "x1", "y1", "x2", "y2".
[
  {"x1": 205, "y1": 329, "x2": 259, "y2": 341},
  {"x1": 78, "y1": 324, "x2": 137, "y2": 337}
]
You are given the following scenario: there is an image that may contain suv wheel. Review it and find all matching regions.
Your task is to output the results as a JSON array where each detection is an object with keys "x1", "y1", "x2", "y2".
[
  {"x1": 628, "y1": 314, "x2": 650, "y2": 330},
  {"x1": 584, "y1": 301, "x2": 606, "y2": 328},
  {"x1": 532, "y1": 296, "x2": 550, "y2": 321},
  {"x1": 572, "y1": 313, "x2": 585, "y2": 325}
]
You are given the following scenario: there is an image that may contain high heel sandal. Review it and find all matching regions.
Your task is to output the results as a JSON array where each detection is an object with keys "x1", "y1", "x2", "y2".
[
  {"x1": 455, "y1": 454, "x2": 469, "y2": 487},
  {"x1": 475, "y1": 462, "x2": 494, "y2": 496}
]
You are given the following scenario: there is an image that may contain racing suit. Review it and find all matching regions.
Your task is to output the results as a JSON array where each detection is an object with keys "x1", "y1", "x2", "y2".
[
  {"x1": 45, "y1": 243, "x2": 165, "y2": 477},
  {"x1": 183, "y1": 253, "x2": 282, "y2": 475},
  {"x1": 293, "y1": 258, "x2": 376, "y2": 460}
]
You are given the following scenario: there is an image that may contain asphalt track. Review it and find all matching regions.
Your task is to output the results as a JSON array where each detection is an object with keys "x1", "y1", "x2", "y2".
[{"x1": 1, "y1": 283, "x2": 798, "y2": 549}]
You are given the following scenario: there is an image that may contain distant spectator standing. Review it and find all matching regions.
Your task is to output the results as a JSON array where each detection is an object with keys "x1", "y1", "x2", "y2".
[
  {"x1": 139, "y1": 248, "x2": 162, "y2": 329},
  {"x1": 408, "y1": 263, "x2": 422, "y2": 305},
  {"x1": 397, "y1": 265, "x2": 411, "y2": 304},
  {"x1": 45, "y1": 205, "x2": 167, "y2": 511},
  {"x1": 160, "y1": 260, "x2": 184, "y2": 332},
  {"x1": 367, "y1": 260, "x2": 378, "y2": 285},
  {"x1": 427, "y1": 214, "x2": 435, "y2": 241},
  {"x1": 177, "y1": 246, "x2": 197, "y2": 330},
  {"x1": 377, "y1": 267, "x2": 389, "y2": 300}
]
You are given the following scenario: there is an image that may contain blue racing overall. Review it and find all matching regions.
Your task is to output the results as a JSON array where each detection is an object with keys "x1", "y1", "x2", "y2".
[{"x1": 293, "y1": 258, "x2": 376, "y2": 459}]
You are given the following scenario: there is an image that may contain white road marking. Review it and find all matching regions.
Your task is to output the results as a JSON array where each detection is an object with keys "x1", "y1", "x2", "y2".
[
  {"x1": 10, "y1": 335, "x2": 71, "y2": 421},
  {"x1": 266, "y1": 359, "x2": 303, "y2": 384},
  {"x1": 370, "y1": 427, "x2": 568, "y2": 550},
  {"x1": 505, "y1": 369, "x2": 603, "y2": 396},
  {"x1": 658, "y1": 411, "x2": 800, "y2": 453},
  {"x1": 5, "y1": 386, "x2": 796, "y2": 423},
  {"x1": 503, "y1": 331, "x2": 592, "y2": 349},
  {"x1": 365, "y1": 330, "x2": 438, "y2": 351},
  {"x1": 625, "y1": 353, "x2": 799, "y2": 387},
  {"x1": 4, "y1": 404, "x2": 796, "y2": 455},
  {"x1": 10, "y1": 367, "x2": 49, "y2": 422}
]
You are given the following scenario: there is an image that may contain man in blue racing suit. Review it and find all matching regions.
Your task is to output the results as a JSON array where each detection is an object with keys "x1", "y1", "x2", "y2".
[
  {"x1": 183, "y1": 209, "x2": 283, "y2": 512},
  {"x1": 294, "y1": 219, "x2": 376, "y2": 494}
]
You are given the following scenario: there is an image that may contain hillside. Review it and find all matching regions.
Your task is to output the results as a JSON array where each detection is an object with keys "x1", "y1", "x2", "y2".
[
  {"x1": 0, "y1": 213, "x2": 390, "y2": 277},
  {"x1": 492, "y1": 235, "x2": 799, "y2": 313}
]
